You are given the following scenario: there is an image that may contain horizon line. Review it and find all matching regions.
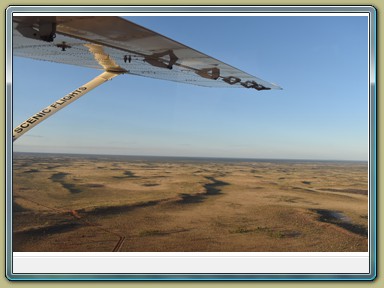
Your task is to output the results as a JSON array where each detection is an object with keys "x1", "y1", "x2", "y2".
[{"x1": 12, "y1": 150, "x2": 368, "y2": 163}]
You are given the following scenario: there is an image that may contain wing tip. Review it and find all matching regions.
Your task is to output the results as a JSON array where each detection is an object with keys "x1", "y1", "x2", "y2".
[{"x1": 271, "y1": 83, "x2": 283, "y2": 90}]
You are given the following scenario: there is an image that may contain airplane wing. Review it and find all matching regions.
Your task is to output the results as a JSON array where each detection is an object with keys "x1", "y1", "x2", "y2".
[{"x1": 13, "y1": 16, "x2": 282, "y2": 91}]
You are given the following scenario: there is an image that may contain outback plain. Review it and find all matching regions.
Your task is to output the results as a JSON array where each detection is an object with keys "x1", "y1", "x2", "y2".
[{"x1": 12, "y1": 153, "x2": 368, "y2": 252}]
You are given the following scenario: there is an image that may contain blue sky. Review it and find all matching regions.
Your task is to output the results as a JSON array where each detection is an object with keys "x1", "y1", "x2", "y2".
[{"x1": 12, "y1": 15, "x2": 369, "y2": 160}]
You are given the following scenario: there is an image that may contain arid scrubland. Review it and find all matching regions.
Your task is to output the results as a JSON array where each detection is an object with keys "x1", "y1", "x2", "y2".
[{"x1": 13, "y1": 153, "x2": 368, "y2": 252}]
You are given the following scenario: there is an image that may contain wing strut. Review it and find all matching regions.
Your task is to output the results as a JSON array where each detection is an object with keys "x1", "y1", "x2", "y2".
[{"x1": 13, "y1": 71, "x2": 122, "y2": 142}]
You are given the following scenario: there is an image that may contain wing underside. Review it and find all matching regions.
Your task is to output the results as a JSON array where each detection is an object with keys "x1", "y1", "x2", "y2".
[{"x1": 13, "y1": 16, "x2": 282, "y2": 90}]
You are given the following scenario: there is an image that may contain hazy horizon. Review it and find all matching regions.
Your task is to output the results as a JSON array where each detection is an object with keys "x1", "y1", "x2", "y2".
[{"x1": 12, "y1": 150, "x2": 368, "y2": 163}]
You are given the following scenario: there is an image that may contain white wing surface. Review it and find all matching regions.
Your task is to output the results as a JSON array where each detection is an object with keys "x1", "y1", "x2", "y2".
[{"x1": 13, "y1": 16, "x2": 282, "y2": 90}]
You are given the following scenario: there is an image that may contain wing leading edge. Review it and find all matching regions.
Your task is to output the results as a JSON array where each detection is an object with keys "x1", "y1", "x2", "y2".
[{"x1": 13, "y1": 16, "x2": 282, "y2": 90}]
